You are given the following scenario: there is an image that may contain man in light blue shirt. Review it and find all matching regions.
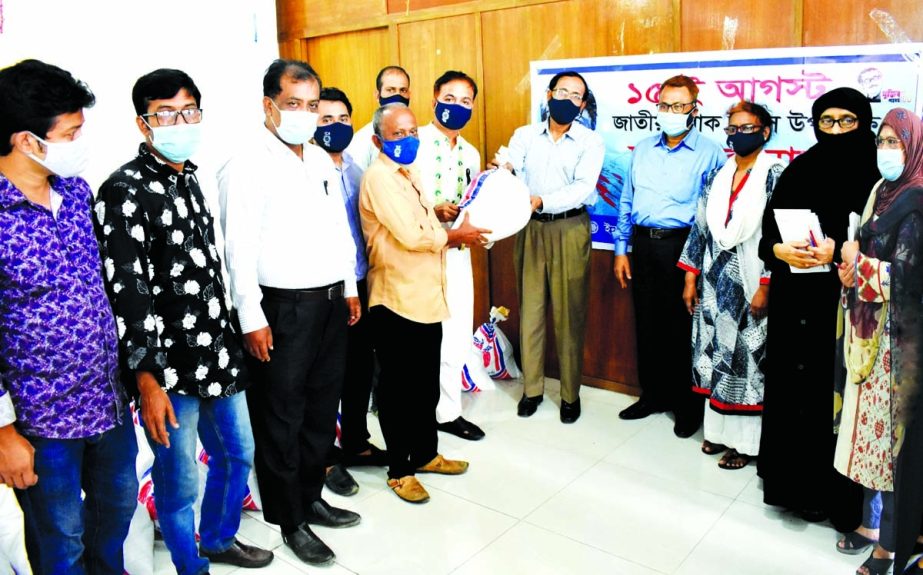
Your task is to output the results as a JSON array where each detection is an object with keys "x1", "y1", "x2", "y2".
[
  {"x1": 501, "y1": 70, "x2": 605, "y2": 424},
  {"x1": 314, "y1": 87, "x2": 388, "y2": 497},
  {"x1": 613, "y1": 75, "x2": 726, "y2": 437}
]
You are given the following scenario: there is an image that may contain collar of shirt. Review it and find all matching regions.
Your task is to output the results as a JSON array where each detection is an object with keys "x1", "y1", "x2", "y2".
[
  {"x1": 136, "y1": 142, "x2": 199, "y2": 177},
  {"x1": 535, "y1": 119, "x2": 591, "y2": 143},
  {"x1": 654, "y1": 127, "x2": 702, "y2": 152},
  {"x1": 0, "y1": 174, "x2": 74, "y2": 212}
]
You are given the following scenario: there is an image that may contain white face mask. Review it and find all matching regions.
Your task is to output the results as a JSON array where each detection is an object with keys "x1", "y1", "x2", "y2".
[
  {"x1": 657, "y1": 111, "x2": 692, "y2": 137},
  {"x1": 877, "y1": 148, "x2": 905, "y2": 182},
  {"x1": 27, "y1": 132, "x2": 90, "y2": 177},
  {"x1": 270, "y1": 100, "x2": 318, "y2": 145}
]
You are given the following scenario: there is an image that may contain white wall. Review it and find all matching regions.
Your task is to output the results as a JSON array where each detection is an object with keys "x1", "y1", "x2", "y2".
[{"x1": 0, "y1": 0, "x2": 280, "y2": 191}]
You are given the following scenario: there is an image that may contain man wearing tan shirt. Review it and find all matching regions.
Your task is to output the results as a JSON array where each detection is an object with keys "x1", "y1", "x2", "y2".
[{"x1": 359, "y1": 104, "x2": 488, "y2": 503}]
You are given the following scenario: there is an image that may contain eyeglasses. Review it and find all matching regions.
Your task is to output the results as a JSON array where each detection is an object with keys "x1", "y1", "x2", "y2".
[
  {"x1": 141, "y1": 108, "x2": 203, "y2": 126},
  {"x1": 724, "y1": 124, "x2": 764, "y2": 135},
  {"x1": 817, "y1": 116, "x2": 857, "y2": 130},
  {"x1": 551, "y1": 88, "x2": 584, "y2": 103},
  {"x1": 876, "y1": 136, "x2": 904, "y2": 150},
  {"x1": 656, "y1": 101, "x2": 695, "y2": 114}
]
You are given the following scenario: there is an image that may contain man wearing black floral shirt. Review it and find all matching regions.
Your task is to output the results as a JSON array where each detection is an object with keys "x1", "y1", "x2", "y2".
[{"x1": 94, "y1": 69, "x2": 273, "y2": 575}]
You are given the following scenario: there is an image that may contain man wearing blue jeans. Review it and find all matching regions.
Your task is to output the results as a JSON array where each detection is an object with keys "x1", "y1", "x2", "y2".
[
  {"x1": 0, "y1": 59, "x2": 137, "y2": 575},
  {"x1": 95, "y1": 69, "x2": 273, "y2": 575}
]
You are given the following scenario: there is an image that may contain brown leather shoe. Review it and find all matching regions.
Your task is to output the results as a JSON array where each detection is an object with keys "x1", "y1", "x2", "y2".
[
  {"x1": 416, "y1": 454, "x2": 469, "y2": 475},
  {"x1": 387, "y1": 475, "x2": 430, "y2": 503}
]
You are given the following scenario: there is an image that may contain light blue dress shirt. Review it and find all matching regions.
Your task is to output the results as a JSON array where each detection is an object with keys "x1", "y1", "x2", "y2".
[
  {"x1": 337, "y1": 155, "x2": 369, "y2": 281},
  {"x1": 507, "y1": 121, "x2": 605, "y2": 214},
  {"x1": 613, "y1": 128, "x2": 727, "y2": 255}
]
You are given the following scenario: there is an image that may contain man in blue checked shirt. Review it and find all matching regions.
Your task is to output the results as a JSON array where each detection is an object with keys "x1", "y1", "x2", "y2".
[{"x1": 613, "y1": 74, "x2": 726, "y2": 438}]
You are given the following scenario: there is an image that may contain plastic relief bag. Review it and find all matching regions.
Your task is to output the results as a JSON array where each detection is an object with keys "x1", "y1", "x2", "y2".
[{"x1": 462, "y1": 306, "x2": 522, "y2": 393}]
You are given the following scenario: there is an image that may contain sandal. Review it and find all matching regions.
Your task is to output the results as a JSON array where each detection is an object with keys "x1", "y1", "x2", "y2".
[
  {"x1": 701, "y1": 440, "x2": 727, "y2": 455},
  {"x1": 718, "y1": 449, "x2": 753, "y2": 470},
  {"x1": 837, "y1": 531, "x2": 878, "y2": 555},
  {"x1": 856, "y1": 550, "x2": 893, "y2": 575}
]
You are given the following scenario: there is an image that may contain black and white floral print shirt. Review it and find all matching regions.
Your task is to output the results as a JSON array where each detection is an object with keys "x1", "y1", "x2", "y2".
[{"x1": 95, "y1": 144, "x2": 248, "y2": 399}]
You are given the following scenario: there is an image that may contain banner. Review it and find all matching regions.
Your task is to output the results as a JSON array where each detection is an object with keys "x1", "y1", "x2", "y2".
[{"x1": 529, "y1": 44, "x2": 923, "y2": 250}]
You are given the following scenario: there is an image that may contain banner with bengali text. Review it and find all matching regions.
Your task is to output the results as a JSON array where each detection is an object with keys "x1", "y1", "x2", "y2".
[{"x1": 529, "y1": 44, "x2": 923, "y2": 250}]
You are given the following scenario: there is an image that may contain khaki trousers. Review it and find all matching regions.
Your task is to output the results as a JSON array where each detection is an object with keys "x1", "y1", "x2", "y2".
[{"x1": 514, "y1": 212, "x2": 590, "y2": 403}]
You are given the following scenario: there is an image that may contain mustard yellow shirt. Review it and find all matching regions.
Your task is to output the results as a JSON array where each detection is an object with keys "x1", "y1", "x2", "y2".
[{"x1": 359, "y1": 153, "x2": 449, "y2": 324}]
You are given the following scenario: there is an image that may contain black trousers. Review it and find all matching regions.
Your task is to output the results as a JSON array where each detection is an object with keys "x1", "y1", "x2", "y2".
[
  {"x1": 337, "y1": 278, "x2": 376, "y2": 456},
  {"x1": 631, "y1": 228, "x2": 702, "y2": 422},
  {"x1": 247, "y1": 289, "x2": 347, "y2": 528},
  {"x1": 370, "y1": 305, "x2": 441, "y2": 479}
]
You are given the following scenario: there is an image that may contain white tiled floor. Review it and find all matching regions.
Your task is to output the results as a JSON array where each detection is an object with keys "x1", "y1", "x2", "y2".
[{"x1": 154, "y1": 378, "x2": 859, "y2": 574}]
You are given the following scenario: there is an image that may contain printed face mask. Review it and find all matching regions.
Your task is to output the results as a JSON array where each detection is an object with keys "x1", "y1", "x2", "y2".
[
  {"x1": 314, "y1": 122, "x2": 354, "y2": 153},
  {"x1": 434, "y1": 101, "x2": 472, "y2": 130},
  {"x1": 726, "y1": 131, "x2": 766, "y2": 157},
  {"x1": 380, "y1": 135, "x2": 420, "y2": 165},
  {"x1": 379, "y1": 94, "x2": 410, "y2": 107}
]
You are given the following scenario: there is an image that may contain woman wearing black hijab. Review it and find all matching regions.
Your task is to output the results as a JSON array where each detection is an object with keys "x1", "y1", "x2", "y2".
[{"x1": 756, "y1": 87, "x2": 879, "y2": 529}]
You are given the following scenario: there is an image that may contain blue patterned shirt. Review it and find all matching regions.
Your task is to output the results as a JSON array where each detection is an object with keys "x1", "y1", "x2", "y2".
[{"x1": 0, "y1": 174, "x2": 125, "y2": 439}]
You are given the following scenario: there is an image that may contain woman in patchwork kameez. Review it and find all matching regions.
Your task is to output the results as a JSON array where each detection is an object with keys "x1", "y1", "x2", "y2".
[
  {"x1": 835, "y1": 107, "x2": 923, "y2": 575},
  {"x1": 678, "y1": 101, "x2": 783, "y2": 470}
]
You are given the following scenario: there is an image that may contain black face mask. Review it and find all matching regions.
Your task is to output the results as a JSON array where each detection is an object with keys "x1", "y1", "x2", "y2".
[
  {"x1": 727, "y1": 131, "x2": 766, "y2": 157},
  {"x1": 548, "y1": 98, "x2": 581, "y2": 125},
  {"x1": 379, "y1": 94, "x2": 410, "y2": 107}
]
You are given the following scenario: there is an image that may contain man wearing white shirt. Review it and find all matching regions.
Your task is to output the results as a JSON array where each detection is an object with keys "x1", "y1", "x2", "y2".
[
  {"x1": 218, "y1": 59, "x2": 361, "y2": 568},
  {"x1": 415, "y1": 70, "x2": 485, "y2": 441},
  {"x1": 499, "y1": 71, "x2": 605, "y2": 424},
  {"x1": 344, "y1": 65, "x2": 411, "y2": 172}
]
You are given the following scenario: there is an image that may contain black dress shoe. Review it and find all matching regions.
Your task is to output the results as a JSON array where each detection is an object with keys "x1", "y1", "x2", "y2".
[
  {"x1": 517, "y1": 395, "x2": 543, "y2": 417},
  {"x1": 618, "y1": 399, "x2": 661, "y2": 420},
  {"x1": 325, "y1": 464, "x2": 359, "y2": 497},
  {"x1": 201, "y1": 539, "x2": 274, "y2": 568},
  {"x1": 304, "y1": 498, "x2": 361, "y2": 528},
  {"x1": 437, "y1": 416, "x2": 486, "y2": 441},
  {"x1": 342, "y1": 443, "x2": 389, "y2": 467},
  {"x1": 560, "y1": 398, "x2": 581, "y2": 423},
  {"x1": 673, "y1": 417, "x2": 701, "y2": 438},
  {"x1": 283, "y1": 524, "x2": 335, "y2": 566}
]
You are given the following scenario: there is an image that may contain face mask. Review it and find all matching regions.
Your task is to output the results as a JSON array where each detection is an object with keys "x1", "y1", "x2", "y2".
[
  {"x1": 270, "y1": 101, "x2": 318, "y2": 145},
  {"x1": 877, "y1": 148, "x2": 905, "y2": 181},
  {"x1": 314, "y1": 122, "x2": 354, "y2": 153},
  {"x1": 27, "y1": 132, "x2": 90, "y2": 177},
  {"x1": 380, "y1": 135, "x2": 420, "y2": 165},
  {"x1": 147, "y1": 123, "x2": 202, "y2": 164},
  {"x1": 379, "y1": 94, "x2": 410, "y2": 107},
  {"x1": 434, "y1": 101, "x2": 472, "y2": 130},
  {"x1": 726, "y1": 131, "x2": 766, "y2": 157},
  {"x1": 548, "y1": 98, "x2": 581, "y2": 125},
  {"x1": 657, "y1": 111, "x2": 693, "y2": 137}
]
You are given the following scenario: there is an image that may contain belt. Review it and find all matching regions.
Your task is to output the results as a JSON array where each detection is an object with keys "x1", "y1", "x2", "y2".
[
  {"x1": 633, "y1": 225, "x2": 689, "y2": 240},
  {"x1": 260, "y1": 282, "x2": 344, "y2": 302},
  {"x1": 530, "y1": 206, "x2": 586, "y2": 222}
]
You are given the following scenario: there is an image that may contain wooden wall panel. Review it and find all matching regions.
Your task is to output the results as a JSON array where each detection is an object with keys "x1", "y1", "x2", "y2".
[
  {"x1": 305, "y1": 28, "x2": 391, "y2": 128},
  {"x1": 681, "y1": 0, "x2": 799, "y2": 51},
  {"x1": 277, "y1": 0, "x2": 388, "y2": 40},
  {"x1": 388, "y1": 0, "x2": 471, "y2": 13},
  {"x1": 803, "y1": 0, "x2": 923, "y2": 46}
]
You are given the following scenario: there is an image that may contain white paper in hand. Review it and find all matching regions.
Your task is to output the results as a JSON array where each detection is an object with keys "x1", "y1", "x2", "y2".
[{"x1": 452, "y1": 169, "x2": 532, "y2": 244}]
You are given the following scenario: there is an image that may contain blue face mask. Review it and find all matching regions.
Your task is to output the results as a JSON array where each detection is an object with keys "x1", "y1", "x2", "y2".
[
  {"x1": 434, "y1": 101, "x2": 472, "y2": 130},
  {"x1": 148, "y1": 123, "x2": 202, "y2": 163},
  {"x1": 314, "y1": 122, "x2": 354, "y2": 153},
  {"x1": 380, "y1": 135, "x2": 420, "y2": 165},
  {"x1": 379, "y1": 94, "x2": 410, "y2": 107},
  {"x1": 877, "y1": 148, "x2": 905, "y2": 181}
]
